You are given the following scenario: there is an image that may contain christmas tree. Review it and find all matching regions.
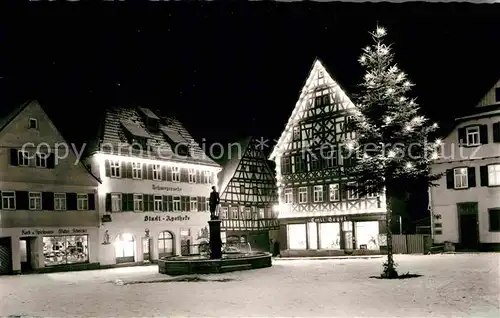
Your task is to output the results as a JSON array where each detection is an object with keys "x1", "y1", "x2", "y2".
[{"x1": 345, "y1": 26, "x2": 442, "y2": 278}]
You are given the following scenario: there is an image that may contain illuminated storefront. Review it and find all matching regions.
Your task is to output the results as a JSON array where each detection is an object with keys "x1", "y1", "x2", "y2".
[{"x1": 43, "y1": 235, "x2": 89, "y2": 266}]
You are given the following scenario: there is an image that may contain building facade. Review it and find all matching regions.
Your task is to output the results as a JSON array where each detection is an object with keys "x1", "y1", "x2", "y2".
[
  {"x1": 84, "y1": 107, "x2": 221, "y2": 265},
  {"x1": 431, "y1": 79, "x2": 500, "y2": 250},
  {"x1": 0, "y1": 101, "x2": 100, "y2": 275},
  {"x1": 269, "y1": 59, "x2": 387, "y2": 257},
  {"x1": 217, "y1": 137, "x2": 279, "y2": 253}
]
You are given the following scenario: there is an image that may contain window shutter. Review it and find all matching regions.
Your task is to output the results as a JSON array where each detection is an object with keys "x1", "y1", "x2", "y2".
[
  {"x1": 126, "y1": 162, "x2": 132, "y2": 178},
  {"x1": 167, "y1": 167, "x2": 172, "y2": 181},
  {"x1": 121, "y1": 193, "x2": 128, "y2": 211},
  {"x1": 446, "y1": 169, "x2": 454, "y2": 189},
  {"x1": 120, "y1": 161, "x2": 126, "y2": 178},
  {"x1": 180, "y1": 168, "x2": 188, "y2": 182},
  {"x1": 10, "y1": 149, "x2": 18, "y2": 166},
  {"x1": 88, "y1": 193, "x2": 95, "y2": 210},
  {"x1": 457, "y1": 128, "x2": 466, "y2": 145},
  {"x1": 340, "y1": 184, "x2": 347, "y2": 201},
  {"x1": 198, "y1": 196, "x2": 203, "y2": 211},
  {"x1": 42, "y1": 192, "x2": 54, "y2": 210},
  {"x1": 196, "y1": 170, "x2": 201, "y2": 183},
  {"x1": 167, "y1": 195, "x2": 173, "y2": 211},
  {"x1": 105, "y1": 159, "x2": 110, "y2": 177},
  {"x1": 46, "y1": 154, "x2": 55, "y2": 169},
  {"x1": 323, "y1": 185, "x2": 328, "y2": 202},
  {"x1": 162, "y1": 166, "x2": 167, "y2": 180},
  {"x1": 142, "y1": 163, "x2": 147, "y2": 179},
  {"x1": 480, "y1": 125, "x2": 489, "y2": 144},
  {"x1": 127, "y1": 194, "x2": 134, "y2": 211},
  {"x1": 16, "y1": 191, "x2": 29, "y2": 210},
  {"x1": 467, "y1": 167, "x2": 476, "y2": 187},
  {"x1": 493, "y1": 122, "x2": 500, "y2": 143},
  {"x1": 181, "y1": 196, "x2": 187, "y2": 211},
  {"x1": 146, "y1": 164, "x2": 153, "y2": 180},
  {"x1": 480, "y1": 166, "x2": 489, "y2": 187},
  {"x1": 162, "y1": 196, "x2": 168, "y2": 211},
  {"x1": 185, "y1": 196, "x2": 191, "y2": 212},
  {"x1": 293, "y1": 188, "x2": 298, "y2": 203},
  {"x1": 144, "y1": 195, "x2": 152, "y2": 211},
  {"x1": 106, "y1": 193, "x2": 111, "y2": 212},
  {"x1": 209, "y1": 172, "x2": 214, "y2": 184},
  {"x1": 67, "y1": 193, "x2": 77, "y2": 210}
]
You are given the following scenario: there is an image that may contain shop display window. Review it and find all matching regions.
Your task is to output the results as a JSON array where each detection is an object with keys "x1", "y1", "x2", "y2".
[
  {"x1": 288, "y1": 223, "x2": 306, "y2": 250},
  {"x1": 43, "y1": 235, "x2": 89, "y2": 266},
  {"x1": 355, "y1": 221, "x2": 380, "y2": 250},
  {"x1": 319, "y1": 222, "x2": 341, "y2": 249}
]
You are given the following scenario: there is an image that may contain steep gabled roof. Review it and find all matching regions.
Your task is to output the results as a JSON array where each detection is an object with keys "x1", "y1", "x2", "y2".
[
  {"x1": 269, "y1": 58, "x2": 356, "y2": 160},
  {"x1": 0, "y1": 100, "x2": 31, "y2": 133},
  {"x1": 217, "y1": 136, "x2": 253, "y2": 194},
  {"x1": 95, "y1": 107, "x2": 220, "y2": 167},
  {"x1": 475, "y1": 78, "x2": 500, "y2": 108}
]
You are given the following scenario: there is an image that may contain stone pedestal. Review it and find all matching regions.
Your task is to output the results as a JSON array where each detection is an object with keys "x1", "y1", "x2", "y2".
[{"x1": 208, "y1": 220, "x2": 222, "y2": 259}]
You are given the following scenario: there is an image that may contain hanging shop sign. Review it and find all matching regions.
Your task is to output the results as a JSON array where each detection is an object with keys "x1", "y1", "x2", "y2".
[
  {"x1": 310, "y1": 216, "x2": 348, "y2": 223},
  {"x1": 143, "y1": 215, "x2": 190, "y2": 222},
  {"x1": 21, "y1": 228, "x2": 88, "y2": 236},
  {"x1": 152, "y1": 184, "x2": 182, "y2": 192}
]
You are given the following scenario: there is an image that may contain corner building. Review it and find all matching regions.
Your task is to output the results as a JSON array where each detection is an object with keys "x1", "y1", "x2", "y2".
[
  {"x1": 0, "y1": 101, "x2": 100, "y2": 274},
  {"x1": 84, "y1": 107, "x2": 221, "y2": 265},
  {"x1": 270, "y1": 59, "x2": 387, "y2": 257}
]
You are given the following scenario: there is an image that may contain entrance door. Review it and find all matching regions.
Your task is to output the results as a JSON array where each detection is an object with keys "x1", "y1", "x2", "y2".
[
  {"x1": 457, "y1": 202, "x2": 479, "y2": 250},
  {"x1": 20, "y1": 238, "x2": 34, "y2": 272},
  {"x1": 342, "y1": 221, "x2": 353, "y2": 250},
  {"x1": 115, "y1": 234, "x2": 135, "y2": 264},
  {"x1": 0, "y1": 237, "x2": 13, "y2": 275}
]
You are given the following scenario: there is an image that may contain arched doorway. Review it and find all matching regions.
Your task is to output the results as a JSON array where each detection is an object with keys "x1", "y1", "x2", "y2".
[
  {"x1": 115, "y1": 233, "x2": 135, "y2": 264},
  {"x1": 158, "y1": 231, "x2": 174, "y2": 259}
]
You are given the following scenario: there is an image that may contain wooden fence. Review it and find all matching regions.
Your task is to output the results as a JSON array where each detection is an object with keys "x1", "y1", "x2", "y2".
[{"x1": 392, "y1": 234, "x2": 431, "y2": 254}]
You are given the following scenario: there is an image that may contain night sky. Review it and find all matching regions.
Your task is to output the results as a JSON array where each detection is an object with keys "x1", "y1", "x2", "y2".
[{"x1": 1, "y1": 2, "x2": 500, "y2": 152}]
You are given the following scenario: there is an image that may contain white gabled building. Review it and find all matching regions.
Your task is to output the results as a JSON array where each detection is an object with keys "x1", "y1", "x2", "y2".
[
  {"x1": 0, "y1": 101, "x2": 100, "y2": 275},
  {"x1": 430, "y1": 79, "x2": 500, "y2": 251},
  {"x1": 84, "y1": 107, "x2": 221, "y2": 265}
]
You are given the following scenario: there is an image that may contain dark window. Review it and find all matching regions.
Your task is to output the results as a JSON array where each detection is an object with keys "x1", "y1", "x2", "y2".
[
  {"x1": 495, "y1": 87, "x2": 500, "y2": 102},
  {"x1": 29, "y1": 118, "x2": 38, "y2": 129},
  {"x1": 489, "y1": 209, "x2": 500, "y2": 232}
]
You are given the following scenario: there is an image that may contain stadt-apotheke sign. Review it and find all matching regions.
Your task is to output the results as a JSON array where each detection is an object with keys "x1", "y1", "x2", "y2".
[{"x1": 144, "y1": 215, "x2": 190, "y2": 222}]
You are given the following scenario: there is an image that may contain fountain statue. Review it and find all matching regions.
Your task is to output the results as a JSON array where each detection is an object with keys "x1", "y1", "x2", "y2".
[{"x1": 208, "y1": 186, "x2": 222, "y2": 259}]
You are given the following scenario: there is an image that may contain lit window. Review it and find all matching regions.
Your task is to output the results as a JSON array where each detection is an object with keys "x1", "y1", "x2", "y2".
[
  {"x1": 329, "y1": 184, "x2": 339, "y2": 201},
  {"x1": 172, "y1": 167, "x2": 180, "y2": 182},
  {"x1": 298, "y1": 187, "x2": 308, "y2": 204},
  {"x1": 347, "y1": 182, "x2": 358, "y2": 200},
  {"x1": 284, "y1": 188, "x2": 293, "y2": 204},
  {"x1": 133, "y1": 194, "x2": 143, "y2": 211},
  {"x1": 466, "y1": 126, "x2": 480, "y2": 146},
  {"x1": 221, "y1": 207, "x2": 228, "y2": 219},
  {"x1": 18, "y1": 150, "x2": 30, "y2": 166},
  {"x1": 110, "y1": 160, "x2": 121, "y2": 178},
  {"x1": 152, "y1": 164, "x2": 162, "y2": 181},
  {"x1": 77, "y1": 194, "x2": 88, "y2": 210},
  {"x1": 154, "y1": 195, "x2": 163, "y2": 212},
  {"x1": 488, "y1": 164, "x2": 500, "y2": 186},
  {"x1": 259, "y1": 208, "x2": 265, "y2": 219},
  {"x1": 454, "y1": 168, "x2": 468, "y2": 189},
  {"x1": 203, "y1": 171, "x2": 210, "y2": 184},
  {"x1": 132, "y1": 162, "x2": 142, "y2": 179},
  {"x1": 29, "y1": 192, "x2": 42, "y2": 210},
  {"x1": 231, "y1": 207, "x2": 238, "y2": 219},
  {"x1": 188, "y1": 169, "x2": 196, "y2": 183},
  {"x1": 54, "y1": 193, "x2": 67, "y2": 211},
  {"x1": 205, "y1": 198, "x2": 210, "y2": 211},
  {"x1": 173, "y1": 196, "x2": 181, "y2": 212},
  {"x1": 111, "y1": 193, "x2": 121, "y2": 212},
  {"x1": 190, "y1": 197, "x2": 198, "y2": 211},
  {"x1": 313, "y1": 185, "x2": 323, "y2": 202},
  {"x1": 282, "y1": 157, "x2": 291, "y2": 174},
  {"x1": 35, "y1": 152, "x2": 47, "y2": 168},
  {"x1": 1, "y1": 191, "x2": 15, "y2": 210}
]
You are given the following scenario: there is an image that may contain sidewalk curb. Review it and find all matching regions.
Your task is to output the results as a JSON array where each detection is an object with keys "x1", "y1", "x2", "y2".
[{"x1": 273, "y1": 255, "x2": 384, "y2": 261}]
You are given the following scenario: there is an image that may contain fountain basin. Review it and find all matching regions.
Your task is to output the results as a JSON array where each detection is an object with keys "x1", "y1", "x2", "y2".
[{"x1": 158, "y1": 252, "x2": 272, "y2": 276}]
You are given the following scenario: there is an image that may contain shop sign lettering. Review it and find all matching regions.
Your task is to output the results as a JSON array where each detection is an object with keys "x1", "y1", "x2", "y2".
[
  {"x1": 21, "y1": 228, "x2": 88, "y2": 236},
  {"x1": 144, "y1": 215, "x2": 190, "y2": 222},
  {"x1": 310, "y1": 216, "x2": 347, "y2": 223},
  {"x1": 152, "y1": 184, "x2": 182, "y2": 192}
]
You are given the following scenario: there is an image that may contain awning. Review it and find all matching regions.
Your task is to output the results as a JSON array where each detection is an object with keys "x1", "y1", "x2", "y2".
[{"x1": 120, "y1": 120, "x2": 151, "y2": 138}]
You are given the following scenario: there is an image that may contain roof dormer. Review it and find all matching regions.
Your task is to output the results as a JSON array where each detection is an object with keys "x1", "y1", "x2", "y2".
[{"x1": 138, "y1": 106, "x2": 160, "y2": 133}]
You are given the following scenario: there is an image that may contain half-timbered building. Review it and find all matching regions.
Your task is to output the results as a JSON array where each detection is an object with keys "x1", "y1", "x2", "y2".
[
  {"x1": 269, "y1": 59, "x2": 387, "y2": 257},
  {"x1": 217, "y1": 137, "x2": 279, "y2": 252},
  {"x1": 84, "y1": 107, "x2": 221, "y2": 265}
]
